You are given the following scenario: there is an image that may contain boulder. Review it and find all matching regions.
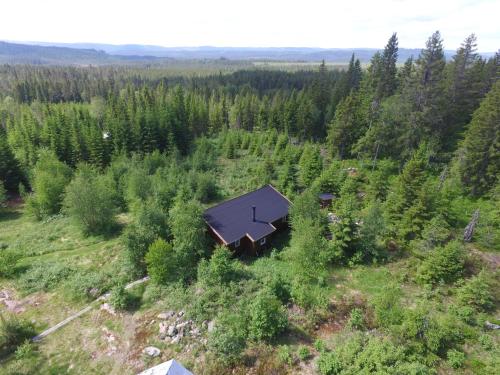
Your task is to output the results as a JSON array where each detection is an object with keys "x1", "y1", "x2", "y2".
[
  {"x1": 171, "y1": 336, "x2": 181, "y2": 344},
  {"x1": 485, "y1": 321, "x2": 500, "y2": 330},
  {"x1": 167, "y1": 325, "x2": 178, "y2": 337},
  {"x1": 207, "y1": 320, "x2": 215, "y2": 333},
  {"x1": 143, "y1": 346, "x2": 161, "y2": 357},
  {"x1": 157, "y1": 311, "x2": 175, "y2": 320}
]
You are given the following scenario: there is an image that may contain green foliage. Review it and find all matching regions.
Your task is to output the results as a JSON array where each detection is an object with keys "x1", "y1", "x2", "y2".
[
  {"x1": 145, "y1": 239, "x2": 175, "y2": 285},
  {"x1": 169, "y1": 199, "x2": 207, "y2": 282},
  {"x1": 14, "y1": 339, "x2": 36, "y2": 360},
  {"x1": 26, "y1": 149, "x2": 72, "y2": 219},
  {"x1": 18, "y1": 262, "x2": 73, "y2": 293},
  {"x1": 456, "y1": 270, "x2": 495, "y2": 311},
  {"x1": 197, "y1": 246, "x2": 238, "y2": 286},
  {"x1": 63, "y1": 164, "x2": 118, "y2": 235},
  {"x1": 371, "y1": 284, "x2": 404, "y2": 328},
  {"x1": 458, "y1": 81, "x2": 500, "y2": 196},
  {"x1": 277, "y1": 345, "x2": 294, "y2": 365},
  {"x1": 208, "y1": 312, "x2": 247, "y2": 366},
  {"x1": 0, "y1": 250, "x2": 20, "y2": 278},
  {"x1": 0, "y1": 129, "x2": 24, "y2": 191},
  {"x1": 123, "y1": 199, "x2": 169, "y2": 276},
  {"x1": 317, "y1": 351, "x2": 342, "y2": 375},
  {"x1": 63, "y1": 269, "x2": 113, "y2": 301},
  {"x1": 447, "y1": 349, "x2": 465, "y2": 369},
  {"x1": 248, "y1": 290, "x2": 288, "y2": 342},
  {"x1": 0, "y1": 181, "x2": 6, "y2": 208},
  {"x1": 347, "y1": 308, "x2": 365, "y2": 330},
  {"x1": 0, "y1": 315, "x2": 36, "y2": 357},
  {"x1": 318, "y1": 333, "x2": 432, "y2": 375},
  {"x1": 416, "y1": 241, "x2": 466, "y2": 286},
  {"x1": 297, "y1": 345, "x2": 311, "y2": 361},
  {"x1": 109, "y1": 283, "x2": 131, "y2": 310},
  {"x1": 298, "y1": 143, "x2": 322, "y2": 187}
]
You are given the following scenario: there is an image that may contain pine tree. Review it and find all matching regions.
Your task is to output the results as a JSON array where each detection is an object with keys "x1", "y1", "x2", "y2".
[
  {"x1": 375, "y1": 33, "x2": 399, "y2": 100},
  {"x1": 0, "y1": 128, "x2": 24, "y2": 191}
]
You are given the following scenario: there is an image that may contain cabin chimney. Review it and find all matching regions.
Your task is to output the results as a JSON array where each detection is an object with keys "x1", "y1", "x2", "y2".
[{"x1": 252, "y1": 206, "x2": 256, "y2": 222}]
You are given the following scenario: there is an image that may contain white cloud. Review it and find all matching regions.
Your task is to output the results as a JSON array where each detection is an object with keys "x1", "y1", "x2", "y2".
[{"x1": 1, "y1": 0, "x2": 499, "y2": 51}]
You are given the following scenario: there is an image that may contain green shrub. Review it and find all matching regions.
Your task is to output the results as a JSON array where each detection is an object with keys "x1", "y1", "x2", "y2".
[
  {"x1": 145, "y1": 239, "x2": 176, "y2": 285},
  {"x1": 197, "y1": 245, "x2": 238, "y2": 286},
  {"x1": 416, "y1": 241, "x2": 466, "y2": 286},
  {"x1": 478, "y1": 334, "x2": 494, "y2": 350},
  {"x1": 26, "y1": 150, "x2": 72, "y2": 219},
  {"x1": 63, "y1": 269, "x2": 116, "y2": 301},
  {"x1": 371, "y1": 284, "x2": 404, "y2": 328},
  {"x1": 63, "y1": 164, "x2": 118, "y2": 235},
  {"x1": 248, "y1": 290, "x2": 288, "y2": 342},
  {"x1": 109, "y1": 284, "x2": 130, "y2": 310},
  {"x1": 0, "y1": 315, "x2": 36, "y2": 357},
  {"x1": 317, "y1": 351, "x2": 342, "y2": 375},
  {"x1": 277, "y1": 345, "x2": 293, "y2": 365},
  {"x1": 456, "y1": 270, "x2": 495, "y2": 311},
  {"x1": 314, "y1": 339, "x2": 326, "y2": 352},
  {"x1": 15, "y1": 339, "x2": 36, "y2": 360},
  {"x1": 297, "y1": 345, "x2": 311, "y2": 361},
  {"x1": 0, "y1": 250, "x2": 20, "y2": 278},
  {"x1": 19, "y1": 262, "x2": 73, "y2": 293},
  {"x1": 447, "y1": 349, "x2": 465, "y2": 369},
  {"x1": 346, "y1": 308, "x2": 365, "y2": 330},
  {"x1": 208, "y1": 312, "x2": 247, "y2": 366}
]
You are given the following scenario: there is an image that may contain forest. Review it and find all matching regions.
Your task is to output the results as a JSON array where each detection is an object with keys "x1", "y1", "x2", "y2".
[{"x1": 0, "y1": 31, "x2": 499, "y2": 375}]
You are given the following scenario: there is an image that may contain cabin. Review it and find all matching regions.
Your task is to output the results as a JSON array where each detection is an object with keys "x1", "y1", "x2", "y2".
[{"x1": 203, "y1": 185, "x2": 291, "y2": 256}]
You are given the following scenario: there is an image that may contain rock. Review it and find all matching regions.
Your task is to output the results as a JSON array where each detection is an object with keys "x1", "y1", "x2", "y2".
[
  {"x1": 485, "y1": 321, "x2": 500, "y2": 330},
  {"x1": 178, "y1": 310, "x2": 185, "y2": 317},
  {"x1": 100, "y1": 303, "x2": 116, "y2": 315},
  {"x1": 207, "y1": 320, "x2": 215, "y2": 333},
  {"x1": 167, "y1": 325, "x2": 178, "y2": 337},
  {"x1": 191, "y1": 327, "x2": 200, "y2": 337},
  {"x1": 176, "y1": 321, "x2": 189, "y2": 330},
  {"x1": 143, "y1": 346, "x2": 161, "y2": 357},
  {"x1": 171, "y1": 336, "x2": 181, "y2": 344},
  {"x1": 157, "y1": 310, "x2": 175, "y2": 320}
]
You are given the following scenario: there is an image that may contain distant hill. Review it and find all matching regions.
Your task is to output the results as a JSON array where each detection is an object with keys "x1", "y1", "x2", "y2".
[
  {"x1": 1, "y1": 41, "x2": 496, "y2": 66},
  {"x1": 0, "y1": 41, "x2": 166, "y2": 65}
]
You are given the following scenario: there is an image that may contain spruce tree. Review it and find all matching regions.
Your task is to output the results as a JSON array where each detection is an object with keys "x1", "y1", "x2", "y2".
[{"x1": 458, "y1": 81, "x2": 500, "y2": 196}]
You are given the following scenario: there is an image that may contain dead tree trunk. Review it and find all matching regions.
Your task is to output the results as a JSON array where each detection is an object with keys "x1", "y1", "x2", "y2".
[{"x1": 463, "y1": 209, "x2": 480, "y2": 242}]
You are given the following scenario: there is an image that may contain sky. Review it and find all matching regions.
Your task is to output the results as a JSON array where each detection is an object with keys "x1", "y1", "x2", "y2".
[{"x1": 1, "y1": 0, "x2": 499, "y2": 51}]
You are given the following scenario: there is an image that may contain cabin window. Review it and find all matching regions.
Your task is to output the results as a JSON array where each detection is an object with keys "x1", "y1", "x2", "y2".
[
  {"x1": 260, "y1": 237, "x2": 266, "y2": 245},
  {"x1": 234, "y1": 239, "x2": 240, "y2": 247}
]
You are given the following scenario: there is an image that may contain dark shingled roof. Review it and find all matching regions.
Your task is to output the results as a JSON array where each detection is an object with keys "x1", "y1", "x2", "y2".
[
  {"x1": 203, "y1": 185, "x2": 291, "y2": 244},
  {"x1": 319, "y1": 193, "x2": 335, "y2": 200}
]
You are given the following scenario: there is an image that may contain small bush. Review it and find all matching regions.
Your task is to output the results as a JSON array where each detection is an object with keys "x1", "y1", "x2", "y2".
[
  {"x1": 63, "y1": 164, "x2": 118, "y2": 235},
  {"x1": 416, "y1": 241, "x2": 466, "y2": 286},
  {"x1": 277, "y1": 345, "x2": 293, "y2": 365},
  {"x1": 478, "y1": 334, "x2": 494, "y2": 350},
  {"x1": 297, "y1": 345, "x2": 311, "y2": 361},
  {"x1": 145, "y1": 239, "x2": 176, "y2": 285},
  {"x1": 456, "y1": 270, "x2": 495, "y2": 311},
  {"x1": 248, "y1": 290, "x2": 288, "y2": 342},
  {"x1": 18, "y1": 262, "x2": 73, "y2": 293},
  {"x1": 15, "y1": 340, "x2": 36, "y2": 360},
  {"x1": 447, "y1": 349, "x2": 465, "y2": 369},
  {"x1": 371, "y1": 284, "x2": 404, "y2": 328},
  {"x1": 346, "y1": 308, "x2": 365, "y2": 330},
  {"x1": 0, "y1": 315, "x2": 36, "y2": 357},
  {"x1": 0, "y1": 250, "x2": 20, "y2": 278},
  {"x1": 109, "y1": 284, "x2": 130, "y2": 310},
  {"x1": 208, "y1": 312, "x2": 247, "y2": 366},
  {"x1": 63, "y1": 270, "x2": 112, "y2": 301},
  {"x1": 314, "y1": 339, "x2": 326, "y2": 352},
  {"x1": 317, "y1": 351, "x2": 342, "y2": 375}
]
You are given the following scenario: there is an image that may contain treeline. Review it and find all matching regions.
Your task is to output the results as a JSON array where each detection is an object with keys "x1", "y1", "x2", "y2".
[{"x1": 1, "y1": 31, "x2": 499, "y2": 199}]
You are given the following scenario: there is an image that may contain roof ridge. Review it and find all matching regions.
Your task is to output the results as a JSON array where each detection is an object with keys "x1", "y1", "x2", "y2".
[{"x1": 204, "y1": 184, "x2": 276, "y2": 212}]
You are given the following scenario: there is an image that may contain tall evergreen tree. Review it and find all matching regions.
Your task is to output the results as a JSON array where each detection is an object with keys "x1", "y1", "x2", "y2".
[{"x1": 458, "y1": 80, "x2": 500, "y2": 196}]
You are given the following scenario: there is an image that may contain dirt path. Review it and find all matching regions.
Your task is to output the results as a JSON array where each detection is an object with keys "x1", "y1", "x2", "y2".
[{"x1": 32, "y1": 276, "x2": 149, "y2": 342}]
